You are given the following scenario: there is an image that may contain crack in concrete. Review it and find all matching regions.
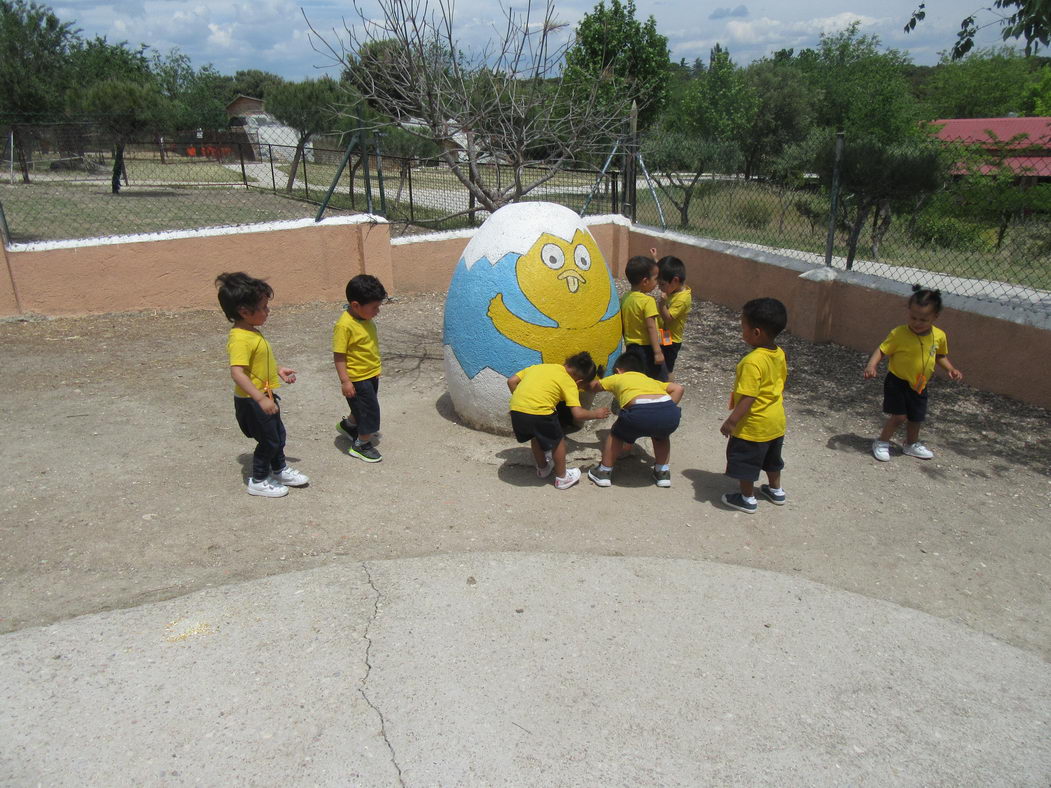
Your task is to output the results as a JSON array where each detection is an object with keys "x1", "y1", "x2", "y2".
[{"x1": 360, "y1": 562, "x2": 405, "y2": 787}]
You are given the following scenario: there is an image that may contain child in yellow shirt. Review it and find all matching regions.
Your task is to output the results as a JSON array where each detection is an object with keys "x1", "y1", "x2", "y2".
[
  {"x1": 507, "y1": 352, "x2": 611, "y2": 490},
  {"x1": 655, "y1": 255, "x2": 693, "y2": 377},
  {"x1": 587, "y1": 352, "x2": 684, "y2": 488},
  {"x1": 217, "y1": 272, "x2": 309, "y2": 498},
  {"x1": 333, "y1": 275, "x2": 387, "y2": 463},
  {"x1": 620, "y1": 255, "x2": 667, "y2": 380},
  {"x1": 863, "y1": 286, "x2": 963, "y2": 462},
  {"x1": 720, "y1": 298, "x2": 788, "y2": 514}
]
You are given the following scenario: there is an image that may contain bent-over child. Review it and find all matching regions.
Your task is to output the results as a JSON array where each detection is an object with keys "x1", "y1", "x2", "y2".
[
  {"x1": 587, "y1": 352, "x2": 684, "y2": 488},
  {"x1": 720, "y1": 297, "x2": 788, "y2": 514},
  {"x1": 655, "y1": 255, "x2": 693, "y2": 377},
  {"x1": 217, "y1": 272, "x2": 309, "y2": 498},
  {"x1": 334, "y1": 274, "x2": 387, "y2": 463},
  {"x1": 507, "y1": 352, "x2": 611, "y2": 490},
  {"x1": 620, "y1": 255, "x2": 667, "y2": 380},
  {"x1": 863, "y1": 286, "x2": 963, "y2": 462}
]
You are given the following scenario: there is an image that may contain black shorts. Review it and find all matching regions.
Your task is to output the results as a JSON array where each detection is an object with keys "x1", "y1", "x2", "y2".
[
  {"x1": 611, "y1": 400, "x2": 681, "y2": 444},
  {"x1": 510, "y1": 411, "x2": 563, "y2": 451},
  {"x1": 725, "y1": 435, "x2": 785, "y2": 482},
  {"x1": 346, "y1": 376, "x2": 381, "y2": 435},
  {"x1": 663, "y1": 342, "x2": 682, "y2": 373},
  {"x1": 624, "y1": 343, "x2": 669, "y2": 382},
  {"x1": 882, "y1": 372, "x2": 927, "y2": 423}
]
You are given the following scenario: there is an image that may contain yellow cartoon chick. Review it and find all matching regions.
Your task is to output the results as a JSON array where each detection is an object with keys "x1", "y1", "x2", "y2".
[{"x1": 487, "y1": 229, "x2": 621, "y2": 364}]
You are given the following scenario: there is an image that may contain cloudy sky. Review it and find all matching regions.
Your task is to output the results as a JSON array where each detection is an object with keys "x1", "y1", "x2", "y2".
[{"x1": 52, "y1": 0, "x2": 1009, "y2": 80}]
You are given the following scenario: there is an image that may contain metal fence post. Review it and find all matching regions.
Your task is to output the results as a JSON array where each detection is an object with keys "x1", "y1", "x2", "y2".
[
  {"x1": 407, "y1": 162, "x2": 415, "y2": 223},
  {"x1": 237, "y1": 142, "x2": 248, "y2": 189},
  {"x1": 824, "y1": 131, "x2": 845, "y2": 267},
  {"x1": 269, "y1": 146, "x2": 276, "y2": 194},
  {"x1": 302, "y1": 151, "x2": 309, "y2": 199}
]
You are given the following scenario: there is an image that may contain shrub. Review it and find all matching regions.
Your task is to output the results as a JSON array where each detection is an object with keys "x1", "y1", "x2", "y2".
[
  {"x1": 910, "y1": 215, "x2": 989, "y2": 251},
  {"x1": 739, "y1": 200, "x2": 773, "y2": 230}
]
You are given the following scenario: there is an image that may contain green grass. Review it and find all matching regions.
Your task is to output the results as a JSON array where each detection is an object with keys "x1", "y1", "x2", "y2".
[
  {"x1": 633, "y1": 180, "x2": 1051, "y2": 292},
  {"x1": 0, "y1": 183, "x2": 328, "y2": 243}
]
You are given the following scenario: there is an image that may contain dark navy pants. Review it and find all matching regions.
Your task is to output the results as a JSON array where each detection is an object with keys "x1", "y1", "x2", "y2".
[{"x1": 234, "y1": 396, "x2": 286, "y2": 481}]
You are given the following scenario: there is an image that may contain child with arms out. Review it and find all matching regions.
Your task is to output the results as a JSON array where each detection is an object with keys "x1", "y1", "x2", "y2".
[
  {"x1": 655, "y1": 255, "x2": 692, "y2": 378},
  {"x1": 587, "y1": 352, "x2": 684, "y2": 488},
  {"x1": 863, "y1": 286, "x2": 963, "y2": 462},
  {"x1": 620, "y1": 255, "x2": 667, "y2": 381},
  {"x1": 334, "y1": 274, "x2": 387, "y2": 463},
  {"x1": 720, "y1": 298, "x2": 789, "y2": 514},
  {"x1": 507, "y1": 352, "x2": 611, "y2": 490},
  {"x1": 216, "y1": 272, "x2": 309, "y2": 498}
]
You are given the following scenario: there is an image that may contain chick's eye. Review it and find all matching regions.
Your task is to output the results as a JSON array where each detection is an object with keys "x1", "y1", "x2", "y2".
[
  {"x1": 574, "y1": 244, "x2": 591, "y2": 270},
  {"x1": 541, "y1": 243, "x2": 565, "y2": 270}
]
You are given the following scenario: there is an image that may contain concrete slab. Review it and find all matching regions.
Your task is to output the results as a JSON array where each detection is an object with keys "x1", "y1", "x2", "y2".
[{"x1": 2, "y1": 553, "x2": 1048, "y2": 785}]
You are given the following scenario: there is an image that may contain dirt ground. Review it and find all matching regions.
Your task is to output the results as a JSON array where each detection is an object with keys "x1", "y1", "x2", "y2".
[{"x1": 1, "y1": 293, "x2": 1049, "y2": 663}]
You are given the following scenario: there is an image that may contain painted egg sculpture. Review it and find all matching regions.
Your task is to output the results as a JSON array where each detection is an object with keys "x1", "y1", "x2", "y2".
[{"x1": 443, "y1": 202, "x2": 622, "y2": 433}]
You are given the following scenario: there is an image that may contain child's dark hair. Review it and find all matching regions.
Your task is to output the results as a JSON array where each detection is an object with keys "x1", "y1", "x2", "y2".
[
  {"x1": 215, "y1": 272, "x2": 273, "y2": 323},
  {"x1": 346, "y1": 274, "x2": 387, "y2": 305},
  {"x1": 742, "y1": 297, "x2": 788, "y2": 338},
  {"x1": 909, "y1": 284, "x2": 943, "y2": 314},
  {"x1": 657, "y1": 256, "x2": 685, "y2": 284},
  {"x1": 564, "y1": 351, "x2": 603, "y2": 384},
  {"x1": 612, "y1": 352, "x2": 644, "y2": 373},
  {"x1": 625, "y1": 255, "x2": 658, "y2": 286}
]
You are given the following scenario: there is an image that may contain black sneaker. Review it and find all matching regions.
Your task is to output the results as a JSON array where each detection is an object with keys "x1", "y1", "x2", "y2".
[
  {"x1": 337, "y1": 419, "x2": 358, "y2": 440},
  {"x1": 721, "y1": 492, "x2": 757, "y2": 513},
  {"x1": 588, "y1": 467, "x2": 612, "y2": 487},
  {"x1": 651, "y1": 467, "x2": 671, "y2": 488},
  {"x1": 348, "y1": 440, "x2": 382, "y2": 463},
  {"x1": 759, "y1": 484, "x2": 786, "y2": 505}
]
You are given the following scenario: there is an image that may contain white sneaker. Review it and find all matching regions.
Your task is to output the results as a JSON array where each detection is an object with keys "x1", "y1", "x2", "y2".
[
  {"x1": 271, "y1": 466, "x2": 310, "y2": 487},
  {"x1": 902, "y1": 442, "x2": 934, "y2": 460},
  {"x1": 554, "y1": 468, "x2": 581, "y2": 490},
  {"x1": 872, "y1": 440, "x2": 891, "y2": 462},
  {"x1": 247, "y1": 477, "x2": 289, "y2": 498}
]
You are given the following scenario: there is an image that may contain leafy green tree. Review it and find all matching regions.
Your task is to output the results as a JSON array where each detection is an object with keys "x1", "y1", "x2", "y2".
[
  {"x1": 740, "y1": 55, "x2": 811, "y2": 178},
  {"x1": 150, "y1": 48, "x2": 228, "y2": 129},
  {"x1": 816, "y1": 136, "x2": 945, "y2": 267},
  {"x1": 563, "y1": 0, "x2": 670, "y2": 127},
  {"x1": 229, "y1": 69, "x2": 285, "y2": 102},
  {"x1": 920, "y1": 47, "x2": 1037, "y2": 119},
  {"x1": 0, "y1": 0, "x2": 78, "y2": 181},
  {"x1": 266, "y1": 76, "x2": 343, "y2": 191},
  {"x1": 907, "y1": 0, "x2": 1051, "y2": 59},
  {"x1": 81, "y1": 78, "x2": 172, "y2": 193}
]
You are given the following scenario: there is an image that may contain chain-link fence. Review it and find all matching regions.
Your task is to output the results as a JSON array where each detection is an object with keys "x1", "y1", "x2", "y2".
[
  {"x1": 2, "y1": 121, "x2": 1049, "y2": 315},
  {"x1": 631, "y1": 130, "x2": 1051, "y2": 313}
]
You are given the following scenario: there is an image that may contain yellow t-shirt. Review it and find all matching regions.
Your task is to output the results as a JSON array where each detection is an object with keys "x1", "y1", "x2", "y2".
[
  {"x1": 332, "y1": 310, "x2": 382, "y2": 382},
  {"x1": 620, "y1": 290, "x2": 659, "y2": 345},
  {"x1": 660, "y1": 287, "x2": 693, "y2": 343},
  {"x1": 599, "y1": 371, "x2": 670, "y2": 409},
  {"x1": 227, "y1": 327, "x2": 280, "y2": 398},
  {"x1": 509, "y1": 364, "x2": 582, "y2": 415},
  {"x1": 731, "y1": 346, "x2": 787, "y2": 442},
  {"x1": 880, "y1": 324, "x2": 948, "y2": 393}
]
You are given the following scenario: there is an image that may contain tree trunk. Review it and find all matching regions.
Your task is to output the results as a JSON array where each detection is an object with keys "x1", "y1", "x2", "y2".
[
  {"x1": 845, "y1": 201, "x2": 873, "y2": 270},
  {"x1": 871, "y1": 199, "x2": 892, "y2": 261},
  {"x1": 14, "y1": 127, "x2": 31, "y2": 184},
  {"x1": 111, "y1": 144, "x2": 125, "y2": 194},
  {"x1": 285, "y1": 143, "x2": 304, "y2": 192}
]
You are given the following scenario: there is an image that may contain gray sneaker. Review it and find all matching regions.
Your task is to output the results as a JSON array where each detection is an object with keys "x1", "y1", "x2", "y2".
[
  {"x1": 337, "y1": 419, "x2": 358, "y2": 441},
  {"x1": 759, "y1": 483, "x2": 786, "y2": 505},
  {"x1": 588, "y1": 467, "x2": 612, "y2": 487},
  {"x1": 651, "y1": 467, "x2": 671, "y2": 488},
  {"x1": 348, "y1": 440, "x2": 382, "y2": 463}
]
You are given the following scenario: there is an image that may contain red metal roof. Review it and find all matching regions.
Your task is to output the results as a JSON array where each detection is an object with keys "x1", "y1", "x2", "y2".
[{"x1": 930, "y1": 117, "x2": 1051, "y2": 147}]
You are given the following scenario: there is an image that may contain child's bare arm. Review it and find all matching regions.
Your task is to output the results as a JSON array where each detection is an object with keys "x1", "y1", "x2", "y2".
[
  {"x1": 720, "y1": 395, "x2": 754, "y2": 437},
  {"x1": 645, "y1": 315, "x2": 664, "y2": 365},
  {"x1": 666, "y1": 382, "x2": 684, "y2": 404},
  {"x1": 936, "y1": 355, "x2": 963, "y2": 381},
  {"x1": 655, "y1": 296, "x2": 672, "y2": 323},
  {"x1": 863, "y1": 348, "x2": 885, "y2": 379},
  {"x1": 278, "y1": 366, "x2": 297, "y2": 384},
  {"x1": 231, "y1": 365, "x2": 278, "y2": 415},
  {"x1": 333, "y1": 352, "x2": 355, "y2": 398},
  {"x1": 506, "y1": 374, "x2": 521, "y2": 393},
  {"x1": 570, "y1": 404, "x2": 611, "y2": 421}
]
